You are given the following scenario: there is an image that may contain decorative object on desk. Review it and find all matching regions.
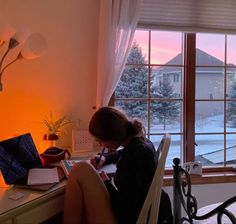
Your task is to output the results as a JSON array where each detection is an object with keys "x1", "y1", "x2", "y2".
[
  {"x1": 43, "y1": 112, "x2": 71, "y2": 148},
  {"x1": 40, "y1": 147, "x2": 71, "y2": 165},
  {"x1": 0, "y1": 22, "x2": 47, "y2": 91}
]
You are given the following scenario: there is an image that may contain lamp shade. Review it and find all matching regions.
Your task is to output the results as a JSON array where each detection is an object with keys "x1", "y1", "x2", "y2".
[
  {"x1": 0, "y1": 22, "x2": 15, "y2": 42},
  {"x1": 12, "y1": 27, "x2": 31, "y2": 45},
  {"x1": 20, "y1": 33, "x2": 47, "y2": 59}
]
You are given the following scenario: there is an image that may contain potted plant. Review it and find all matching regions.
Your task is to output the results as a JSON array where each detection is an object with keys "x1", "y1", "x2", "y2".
[{"x1": 43, "y1": 112, "x2": 71, "y2": 145}]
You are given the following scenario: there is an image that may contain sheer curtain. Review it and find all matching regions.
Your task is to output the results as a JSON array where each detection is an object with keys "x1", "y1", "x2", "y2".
[{"x1": 96, "y1": 0, "x2": 142, "y2": 108}]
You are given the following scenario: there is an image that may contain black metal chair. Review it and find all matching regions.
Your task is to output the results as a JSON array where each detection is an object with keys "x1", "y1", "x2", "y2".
[{"x1": 173, "y1": 157, "x2": 236, "y2": 224}]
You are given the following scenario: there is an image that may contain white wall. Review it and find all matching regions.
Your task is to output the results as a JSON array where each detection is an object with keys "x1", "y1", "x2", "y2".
[{"x1": 0, "y1": 0, "x2": 100, "y2": 152}]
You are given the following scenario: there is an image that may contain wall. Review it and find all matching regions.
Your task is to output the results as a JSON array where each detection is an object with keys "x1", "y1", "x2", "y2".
[{"x1": 0, "y1": 0, "x2": 100, "y2": 152}]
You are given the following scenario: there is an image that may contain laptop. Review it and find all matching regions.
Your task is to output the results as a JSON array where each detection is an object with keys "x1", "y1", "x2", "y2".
[{"x1": 0, "y1": 133, "x2": 63, "y2": 190}]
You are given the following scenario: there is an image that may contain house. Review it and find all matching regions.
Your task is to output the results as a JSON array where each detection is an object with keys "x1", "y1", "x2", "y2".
[{"x1": 154, "y1": 48, "x2": 236, "y2": 117}]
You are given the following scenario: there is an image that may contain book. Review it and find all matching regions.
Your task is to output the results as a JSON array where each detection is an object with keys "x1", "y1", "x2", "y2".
[
  {"x1": 61, "y1": 158, "x2": 116, "y2": 177},
  {"x1": 27, "y1": 167, "x2": 59, "y2": 185}
]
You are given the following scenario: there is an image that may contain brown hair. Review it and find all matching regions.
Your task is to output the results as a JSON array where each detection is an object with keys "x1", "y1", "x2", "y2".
[{"x1": 89, "y1": 107, "x2": 145, "y2": 141}]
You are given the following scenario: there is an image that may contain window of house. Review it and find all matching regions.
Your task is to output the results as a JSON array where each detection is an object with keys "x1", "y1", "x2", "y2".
[
  {"x1": 173, "y1": 74, "x2": 179, "y2": 82},
  {"x1": 114, "y1": 29, "x2": 236, "y2": 168}
]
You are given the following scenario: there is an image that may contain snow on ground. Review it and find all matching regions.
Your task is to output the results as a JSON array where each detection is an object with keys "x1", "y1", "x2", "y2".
[{"x1": 149, "y1": 114, "x2": 236, "y2": 167}]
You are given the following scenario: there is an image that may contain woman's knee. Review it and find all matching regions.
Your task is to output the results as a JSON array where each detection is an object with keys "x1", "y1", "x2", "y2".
[{"x1": 68, "y1": 161, "x2": 96, "y2": 179}]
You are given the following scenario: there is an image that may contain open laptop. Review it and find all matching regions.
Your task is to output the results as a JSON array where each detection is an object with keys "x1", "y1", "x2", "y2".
[{"x1": 0, "y1": 133, "x2": 63, "y2": 190}]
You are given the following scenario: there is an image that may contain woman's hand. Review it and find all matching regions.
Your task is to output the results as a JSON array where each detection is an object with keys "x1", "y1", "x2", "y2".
[
  {"x1": 99, "y1": 171, "x2": 110, "y2": 182},
  {"x1": 90, "y1": 155, "x2": 105, "y2": 169}
]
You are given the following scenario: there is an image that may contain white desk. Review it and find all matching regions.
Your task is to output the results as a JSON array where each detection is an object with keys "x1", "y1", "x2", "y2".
[{"x1": 0, "y1": 180, "x2": 66, "y2": 224}]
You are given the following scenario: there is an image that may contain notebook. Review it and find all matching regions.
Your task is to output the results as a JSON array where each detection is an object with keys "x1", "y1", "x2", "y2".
[
  {"x1": 61, "y1": 158, "x2": 116, "y2": 178},
  {"x1": 0, "y1": 133, "x2": 63, "y2": 190}
]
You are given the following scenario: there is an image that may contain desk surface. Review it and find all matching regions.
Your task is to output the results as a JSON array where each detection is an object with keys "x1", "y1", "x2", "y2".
[{"x1": 0, "y1": 180, "x2": 66, "y2": 222}]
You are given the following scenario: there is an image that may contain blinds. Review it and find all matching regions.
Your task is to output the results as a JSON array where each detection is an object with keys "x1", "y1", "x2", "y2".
[{"x1": 138, "y1": 0, "x2": 236, "y2": 33}]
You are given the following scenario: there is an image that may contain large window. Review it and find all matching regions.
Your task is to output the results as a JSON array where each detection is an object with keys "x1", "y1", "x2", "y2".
[{"x1": 114, "y1": 30, "x2": 236, "y2": 168}]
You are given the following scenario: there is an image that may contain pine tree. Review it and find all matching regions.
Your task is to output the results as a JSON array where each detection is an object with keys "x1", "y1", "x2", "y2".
[
  {"x1": 227, "y1": 81, "x2": 236, "y2": 127},
  {"x1": 153, "y1": 76, "x2": 180, "y2": 130},
  {"x1": 115, "y1": 41, "x2": 148, "y2": 121}
]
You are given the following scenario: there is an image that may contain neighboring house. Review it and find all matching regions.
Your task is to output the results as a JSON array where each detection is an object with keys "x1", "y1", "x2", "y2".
[{"x1": 154, "y1": 48, "x2": 236, "y2": 118}]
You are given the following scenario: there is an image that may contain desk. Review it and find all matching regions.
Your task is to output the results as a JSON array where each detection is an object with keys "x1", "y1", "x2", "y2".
[
  {"x1": 0, "y1": 180, "x2": 66, "y2": 224},
  {"x1": 193, "y1": 202, "x2": 236, "y2": 224}
]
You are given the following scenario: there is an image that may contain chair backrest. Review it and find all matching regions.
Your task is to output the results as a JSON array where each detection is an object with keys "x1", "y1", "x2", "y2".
[{"x1": 137, "y1": 133, "x2": 171, "y2": 224}]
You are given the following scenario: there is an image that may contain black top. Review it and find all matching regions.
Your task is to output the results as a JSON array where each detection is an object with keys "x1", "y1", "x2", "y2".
[{"x1": 104, "y1": 136, "x2": 156, "y2": 224}]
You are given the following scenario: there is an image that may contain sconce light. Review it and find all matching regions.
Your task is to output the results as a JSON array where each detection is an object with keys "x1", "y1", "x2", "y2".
[{"x1": 0, "y1": 22, "x2": 47, "y2": 91}]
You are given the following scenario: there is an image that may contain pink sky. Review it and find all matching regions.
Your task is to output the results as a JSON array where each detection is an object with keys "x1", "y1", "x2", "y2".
[{"x1": 133, "y1": 30, "x2": 236, "y2": 65}]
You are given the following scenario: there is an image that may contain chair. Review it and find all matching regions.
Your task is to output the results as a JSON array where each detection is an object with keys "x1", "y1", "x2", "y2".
[
  {"x1": 137, "y1": 133, "x2": 171, "y2": 224},
  {"x1": 173, "y1": 157, "x2": 236, "y2": 224}
]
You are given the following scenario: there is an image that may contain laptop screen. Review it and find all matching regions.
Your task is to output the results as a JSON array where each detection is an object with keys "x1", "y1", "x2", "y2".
[{"x1": 0, "y1": 133, "x2": 42, "y2": 185}]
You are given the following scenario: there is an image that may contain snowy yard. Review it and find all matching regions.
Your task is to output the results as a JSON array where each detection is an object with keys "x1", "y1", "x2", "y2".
[{"x1": 149, "y1": 114, "x2": 236, "y2": 167}]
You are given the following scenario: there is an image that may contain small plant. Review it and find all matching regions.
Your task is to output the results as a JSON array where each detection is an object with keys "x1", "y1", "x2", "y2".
[{"x1": 43, "y1": 112, "x2": 71, "y2": 140}]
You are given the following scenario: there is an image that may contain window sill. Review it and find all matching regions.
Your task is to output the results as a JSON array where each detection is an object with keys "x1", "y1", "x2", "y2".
[{"x1": 163, "y1": 170, "x2": 236, "y2": 186}]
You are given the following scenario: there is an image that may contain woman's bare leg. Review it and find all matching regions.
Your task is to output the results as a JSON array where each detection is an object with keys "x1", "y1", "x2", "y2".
[{"x1": 63, "y1": 161, "x2": 117, "y2": 224}]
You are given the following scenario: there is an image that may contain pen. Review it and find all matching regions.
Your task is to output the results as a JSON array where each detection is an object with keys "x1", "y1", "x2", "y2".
[{"x1": 97, "y1": 147, "x2": 106, "y2": 168}]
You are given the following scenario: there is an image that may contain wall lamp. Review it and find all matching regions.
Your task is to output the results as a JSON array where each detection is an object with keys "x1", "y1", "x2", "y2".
[{"x1": 0, "y1": 22, "x2": 47, "y2": 91}]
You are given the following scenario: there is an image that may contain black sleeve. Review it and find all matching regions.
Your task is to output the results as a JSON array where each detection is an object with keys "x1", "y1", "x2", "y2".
[{"x1": 103, "y1": 149, "x2": 123, "y2": 164}]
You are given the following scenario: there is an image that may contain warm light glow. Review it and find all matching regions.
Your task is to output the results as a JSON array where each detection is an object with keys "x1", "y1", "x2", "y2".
[
  {"x1": 0, "y1": 170, "x2": 9, "y2": 188},
  {"x1": 0, "y1": 22, "x2": 16, "y2": 43}
]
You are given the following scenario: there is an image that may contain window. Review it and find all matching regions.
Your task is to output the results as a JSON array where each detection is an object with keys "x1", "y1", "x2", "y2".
[
  {"x1": 173, "y1": 74, "x2": 179, "y2": 83},
  {"x1": 114, "y1": 29, "x2": 236, "y2": 168}
]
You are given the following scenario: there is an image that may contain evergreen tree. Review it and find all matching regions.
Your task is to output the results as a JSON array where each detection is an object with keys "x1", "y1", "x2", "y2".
[
  {"x1": 227, "y1": 81, "x2": 236, "y2": 127},
  {"x1": 115, "y1": 41, "x2": 179, "y2": 129},
  {"x1": 153, "y1": 76, "x2": 180, "y2": 130},
  {"x1": 115, "y1": 41, "x2": 148, "y2": 120}
]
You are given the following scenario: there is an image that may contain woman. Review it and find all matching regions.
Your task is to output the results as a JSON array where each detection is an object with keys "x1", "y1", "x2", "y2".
[{"x1": 63, "y1": 107, "x2": 164, "y2": 224}]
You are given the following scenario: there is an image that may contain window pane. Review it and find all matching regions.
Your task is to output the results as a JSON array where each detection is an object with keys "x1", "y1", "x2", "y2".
[
  {"x1": 226, "y1": 69, "x2": 236, "y2": 99},
  {"x1": 150, "y1": 134, "x2": 182, "y2": 167},
  {"x1": 226, "y1": 101, "x2": 236, "y2": 132},
  {"x1": 227, "y1": 35, "x2": 236, "y2": 64},
  {"x1": 226, "y1": 134, "x2": 236, "y2": 166},
  {"x1": 196, "y1": 33, "x2": 225, "y2": 65},
  {"x1": 151, "y1": 31, "x2": 182, "y2": 65},
  {"x1": 115, "y1": 101, "x2": 148, "y2": 128},
  {"x1": 151, "y1": 66, "x2": 183, "y2": 98},
  {"x1": 196, "y1": 67, "x2": 224, "y2": 100},
  {"x1": 133, "y1": 30, "x2": 149, "y2": 64},
  {"x1": 150, "y1": 101, "x2": 182, "y2": 133},
  {"x1": 195, "y1": 134, "x2": 224, "y2": 166},
  {"x1": 115, "y1": 65, "x2": 148, "y2": 98},
  {"x1": 195, "y1": 102, "x2": 224, "y2": 133}
]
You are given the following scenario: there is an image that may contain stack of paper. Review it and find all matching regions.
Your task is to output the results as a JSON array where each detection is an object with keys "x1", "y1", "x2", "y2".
[{"x1": 27, "y1": 167, "x2": 59, "y2": 185}]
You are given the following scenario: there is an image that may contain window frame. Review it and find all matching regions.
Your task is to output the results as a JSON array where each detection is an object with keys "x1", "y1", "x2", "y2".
[{"x1": 112, "y1": 30, "x2": 236, "y2": 172}]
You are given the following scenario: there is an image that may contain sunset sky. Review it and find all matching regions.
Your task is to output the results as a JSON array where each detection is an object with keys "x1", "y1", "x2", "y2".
[{"x1": 133, "y1": 30, "x2": 236, "y2": 65}]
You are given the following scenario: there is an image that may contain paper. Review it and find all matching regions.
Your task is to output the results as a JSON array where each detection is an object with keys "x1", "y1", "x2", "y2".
[
  {"x1": 8, "y1": 191, "x2": 25, "y2": 200},
  {"x1": 27, "y1": 167, "x2": 59, "y2": 185}
]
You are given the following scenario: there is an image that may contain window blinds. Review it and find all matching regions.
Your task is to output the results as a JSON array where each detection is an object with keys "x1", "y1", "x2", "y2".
[{"x1": 138, "y1": 0, "x2": 236, "y2": 33}]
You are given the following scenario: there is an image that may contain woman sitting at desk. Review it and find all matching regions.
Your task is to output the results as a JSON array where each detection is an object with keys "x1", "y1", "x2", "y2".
[{"x1": 63, "y1": 106, "x2": 171, "y2": 224}]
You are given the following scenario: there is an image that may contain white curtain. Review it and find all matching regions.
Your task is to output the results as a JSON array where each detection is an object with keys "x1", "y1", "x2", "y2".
[{"x1": 96, "y1": 0, "x2": 142, "y2": 108}]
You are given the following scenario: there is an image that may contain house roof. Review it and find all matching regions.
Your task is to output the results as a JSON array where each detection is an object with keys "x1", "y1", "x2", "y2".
[{"x1": 155, "y1": 48, "x2": 236, "y2": 74}]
